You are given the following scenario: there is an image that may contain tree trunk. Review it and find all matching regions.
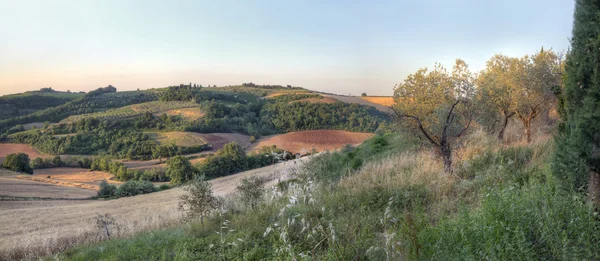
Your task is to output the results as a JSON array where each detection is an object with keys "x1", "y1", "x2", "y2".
[
  {"x1": 498, "y1": 115, "x2": 510, "y2": 141},
  {"x1": 588, "y1": 170, "x2": 600, "y2": 207},
  {"x1": 525, "y1": 118, "x2": 532, "y2": 144},
  {"x1": 439, "y1": 144, "x2": 452, "y2": 173}
]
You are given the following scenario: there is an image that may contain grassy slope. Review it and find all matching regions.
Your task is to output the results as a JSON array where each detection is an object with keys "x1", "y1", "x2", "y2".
[{"x1": 53, "y1": 130, "x2": 600, "y2": 260}]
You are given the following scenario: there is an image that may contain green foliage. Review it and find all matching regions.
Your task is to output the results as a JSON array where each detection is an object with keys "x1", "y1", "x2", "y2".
[
  {"x1": 115, "y1": 180, "x2": 156, "y2": 197},
  {"x1": 178, "y1": 175, "x2": 219, "y2": 222},
  {"x1": 415, "y1": 179, "x2": 600, "y2": 260},
  {"x1": 1, "y1": 153, "x2": 32, "y2": 174},
  {"x1": 236, "y1": 176, "x2": 267, "y2": 209},
  {"x1": 97, "y1": 179, "x2": 117, "y2": 198},
  {"x1": 0, "y1": 90, "x2": 157, "y2": 134},
  {"x1": 553, "y1": 0, "x2": 600, "y2": 191},
  {"x1": 166, "y1": 155, "x2": 196, "y2": 185}
]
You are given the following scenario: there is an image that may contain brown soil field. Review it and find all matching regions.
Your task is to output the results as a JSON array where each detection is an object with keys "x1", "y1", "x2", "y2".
[
  {"x1": 361, "y1": 96, "x2": 395, "y2": 107},
  {"x1": 250, "y1": 130, "x2": 374, "y2": 154},
  {"x1": 0, "y1": 156, "x2": 312, "y2": 255},
  {"x1": 147, "y1": 132, "x2": 208, "y2": 147},
  {"x1": 162, "y1": 108, "x2": 205, "y2": 120},
  {"x1": 198, "y1": 133, "x2": 252, "y2": 151},
  {"x1": 322, "y1": 94, "x2": 393, "y2": 113},
  {"x1": 0, "y1": 143, "x2": 47, "y2": 163}
]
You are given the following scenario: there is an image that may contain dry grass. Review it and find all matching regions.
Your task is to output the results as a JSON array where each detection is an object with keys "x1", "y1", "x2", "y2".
[
  {"x1": 0, "y1": 156, "x2": 312, "y2": 260},
  {"x1": 162, "y1": 108, "x2": 205, "y2": 120},
  {"x1": 0, "y1": 143, "x2": 47, "y2": 163},
  {"x1": 361, "y1": 96, "x2": 395, "y2": 106},
  {"x1": 198, "y1": 133, "x2": 252, "y2": 151},
  {"x1": 264, "y1": 92, "x2": 310, "y2": 98},
  {"x1": 251, "y1": 130, "x2": 374, "y2": 154},
  {"x1": 321, "y1": 94, "x2": 393, "y2": 113},
  {"x1": 146, "y1": 132, "x2": 208, "y2": 147},
  {"x1": 289, "y1": 96, "x2": 337, "y2": 104}
]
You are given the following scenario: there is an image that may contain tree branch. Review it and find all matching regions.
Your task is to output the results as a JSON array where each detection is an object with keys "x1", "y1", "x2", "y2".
[
  {"x1": 392, "y1": 106, "x2": 440, "y2": 146},
  {"x1": 442, "y1": 100, "x2": 461, "y2": 142}
]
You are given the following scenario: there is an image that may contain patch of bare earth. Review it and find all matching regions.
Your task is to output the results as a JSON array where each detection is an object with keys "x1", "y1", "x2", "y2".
[
  {"x1": 251, "y1": 130, "x2": 374, "y2": 154},
  {"x1": 0, "y1": 143, "x2": 47, "y2": 164},
  {"x1": 0, "y1": 156, "x2": 312, "y2": 257}
]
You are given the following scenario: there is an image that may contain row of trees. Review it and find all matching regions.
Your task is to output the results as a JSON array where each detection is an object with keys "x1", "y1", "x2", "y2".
[{"x1": 393, "y1": 49, "x2": 563, "y2": 172}]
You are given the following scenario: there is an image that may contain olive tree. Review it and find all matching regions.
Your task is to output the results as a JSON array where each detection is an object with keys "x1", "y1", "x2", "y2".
[
  {"x1": 393, "y1": 59, "x2": 475, "y2": 173},
  {"x1": 512, "y1": 49, "x2": 563, "y2": 143},
  {"x1": 476, "y1": 55, "x2": 520, "y2": 141},
  {"x1": 178, "y1": 175, "x2": 220, "y2": 223}
]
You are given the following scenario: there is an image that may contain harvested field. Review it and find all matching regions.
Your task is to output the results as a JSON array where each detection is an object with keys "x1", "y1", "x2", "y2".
[
  {"x1": 162, "y1": 108, "x2": 205, "y2": 120},
  {"x1": 361, "y1": 96, "x2": 395, "y2": 107},
  {"x1": 251, "y1": 130, "x2": 374, "y2": 154},
  {"x1": 0, "y1": 176, "x2": 96, "y2": 199},
  {"x1": 0, "y1": 156, "x2": 312, "y2": 257},
  {"x1": 0, "y1": 143, "x2": 47, "y2": 163},
  {"x1": 146, "y1": 132, "x2": 208, "y2": 147},
  {"x1": 322, "y1": 94, "x2": 392, "y2": 113},
  {"x1": 30, "y1": 168, "x2": 118, "y2": 189}
]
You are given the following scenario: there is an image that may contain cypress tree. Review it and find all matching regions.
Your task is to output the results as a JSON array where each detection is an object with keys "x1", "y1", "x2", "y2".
[{"x1": 553, "y1": 0, "x2": 600, "y2": 201}]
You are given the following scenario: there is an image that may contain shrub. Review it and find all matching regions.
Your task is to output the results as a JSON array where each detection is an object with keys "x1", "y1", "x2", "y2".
[
  {"x1": 178, "y1": 175, "x2": 219, "y2": 223},
  {"x1": 115, "y1": 180, "x2": 156, "y2": 197},
  {"x1": 97, "y1": 179, "x2": 117, "y2": 198},
  {"x1": 236, "y1": 176, "x2": 267, "y2": 209},
  {"x1": 2, "y1": 153, "x2": 33, "y2": 174},
  {"x1": 166, "y1": 156, "x2": 196, "y2": 185}
]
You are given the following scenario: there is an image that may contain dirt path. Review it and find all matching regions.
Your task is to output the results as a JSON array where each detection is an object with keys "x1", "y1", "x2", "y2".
[{"x1": 0, "y1": 155, "x2": 313, "y2": 252}]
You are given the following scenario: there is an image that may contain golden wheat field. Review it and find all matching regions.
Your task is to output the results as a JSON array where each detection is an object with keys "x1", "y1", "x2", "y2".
[
  {"x1": 251, "y1": 130, "x2": 374, "y2": 154},
  {"x1": 360, "y1": 96, "x2": 395, "y2": 106}
]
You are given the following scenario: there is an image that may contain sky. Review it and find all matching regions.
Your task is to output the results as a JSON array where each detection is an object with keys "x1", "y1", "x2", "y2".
[{"x1": 0, "y1": 0, "x2": 574, "y2": 96}]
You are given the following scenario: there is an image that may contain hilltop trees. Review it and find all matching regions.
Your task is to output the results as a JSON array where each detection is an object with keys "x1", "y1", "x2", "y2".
[
  {"x1": 393, "y1": 59, "x2": 475, "y2": 173},
  {"x1": 553, "y1": 0, "x2": 600, "y2": 201},
  {"x1": 2, "y1": 153, "x2": 33, "y2": 174}
]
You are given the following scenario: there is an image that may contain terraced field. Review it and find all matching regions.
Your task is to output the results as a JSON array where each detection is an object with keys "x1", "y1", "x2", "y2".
[{"x1": 61, "y1": 101, "x2": 199, "y2": 123}]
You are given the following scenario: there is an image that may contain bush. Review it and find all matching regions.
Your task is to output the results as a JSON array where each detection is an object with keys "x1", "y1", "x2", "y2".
[
  {"x1": 98, "y1": 179, "x2": 117, "y2": 198},
  {"x1": 236, "y1": 176, "x2": 267, "y2": 209},
  {"x1": 1, "y1": 153, "x2": 33, "y2": 174},
  {"x1": 178, "y1": 175, "x2": 219, "y2": 223},
  {"x1": 115, "y1": 180, "x2": 156, "y2": 197}
]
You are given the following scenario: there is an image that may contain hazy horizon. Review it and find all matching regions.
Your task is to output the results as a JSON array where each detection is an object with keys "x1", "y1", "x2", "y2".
[{"x1": 0, "y1": 0, "x2": 574, "y2": 96}]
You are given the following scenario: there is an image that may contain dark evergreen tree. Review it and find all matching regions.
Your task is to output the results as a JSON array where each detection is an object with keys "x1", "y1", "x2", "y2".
[{"x1": 553, "y1": 0, "x2": 600, "y2": 201}]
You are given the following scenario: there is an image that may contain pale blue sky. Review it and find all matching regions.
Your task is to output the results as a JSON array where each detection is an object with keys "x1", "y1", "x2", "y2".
[{"x1": 0, "y1": 0, "x2": 574, "y2": 96}]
